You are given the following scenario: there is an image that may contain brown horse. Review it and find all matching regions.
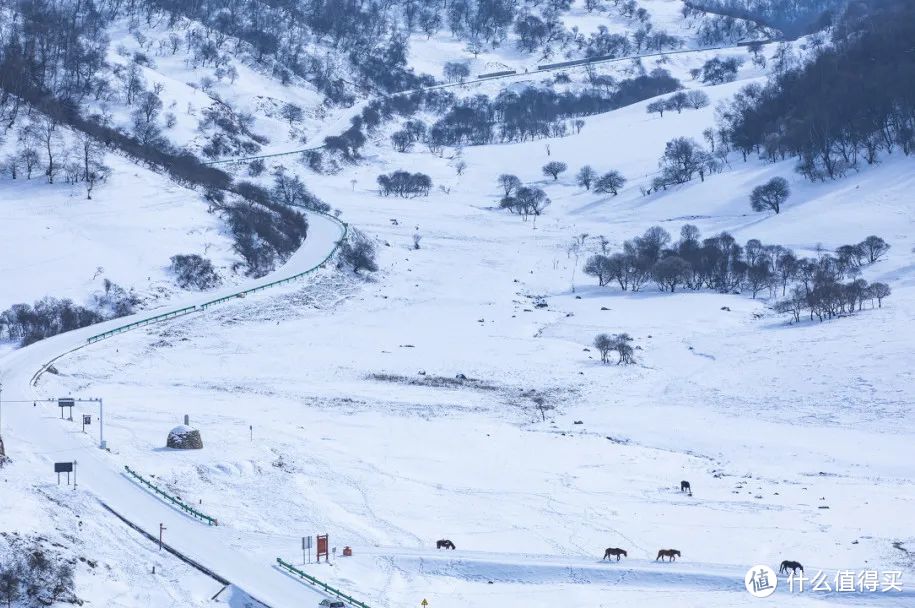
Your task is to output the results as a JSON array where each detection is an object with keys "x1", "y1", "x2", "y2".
[
  {"x1": 603, "y1": 548, "x2": 628, "y2": 561},
  {"x1": 779, "y1": 560, "x2": 803, "y2": 575},
  {"x1": 656, "y1": 549, "x2": 681, "y2": 562},
  {"x1": 436, "y1": 539, "x2": 456, "y2": 550}
]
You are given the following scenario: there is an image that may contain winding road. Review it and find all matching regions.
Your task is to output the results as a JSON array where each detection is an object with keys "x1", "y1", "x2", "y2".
[{"x1": 0, "y1": 212, "x2": 346, "y2": 607}]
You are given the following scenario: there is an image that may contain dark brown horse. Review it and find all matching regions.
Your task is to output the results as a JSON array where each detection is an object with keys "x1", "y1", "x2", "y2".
[
  {"x1": 779, "y1": 560, "x2": 803, "y2": 575},
  {"x1": 436, "y1": 539, "x2": 456, "y2": 550},
  {"x1": 603, "y1": 548, "x2": 627, "y2": 561},
  {"x1": 656, "y1": 549, "x2": 681, "y2": 562}
]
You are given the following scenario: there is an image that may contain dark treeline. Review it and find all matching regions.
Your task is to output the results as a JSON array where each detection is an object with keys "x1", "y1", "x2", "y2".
[
  {"x1": 170, "y1": 254, "x2": 221, "y2": 290},
  {"x1": 584, "y1": 225, "x2": 891, "y2": 323},
  {"x1": 0, "y1": 298, "x2": 104, "y2": 346},
  {"x1": 215, "y1": 179, "x2": 311, "y2": 276},
  {"x1": 683, "y1": 7, "x2": 772, "y2": 46},
  {"x1": 140, "y1": 0, "x2": 433, "y2": 98},
  {"x1": 0, "y1": 1, "x2": 326, "y2": 277},
  {"x1": 682, "y1": 0, "x2": 844, "y2": 37},
  {"x1": 317, "y1": 69, "x2": 680, "y2": 165},
  {"x1": 306, "y1": 88, "x2": 456, "y2": 169},
  {"x1": 0, "y1": 0, "x2": 689, "y2": 109},
  {"x1": 1, "y1": 280, "x2": 140, "y2": 346},
  {"x1": 8, "y1": 89, "x2": 311, "y2": 277},
  {"x1": 426, "y1": 69, "x2": 680, "y2": 147},
  {"x1": 717, "y1": 0, "x2": 915, "y2": 181},
  {"x1": 377, "y1": 171, "x2": 433, "y2": 197}
]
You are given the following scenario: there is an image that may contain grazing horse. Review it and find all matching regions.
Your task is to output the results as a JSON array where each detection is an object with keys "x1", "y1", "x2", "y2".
[
  {"x1": 436, "y1": 539, "x2": 456, "y2": 550},
  {"x1": 680, "y1": 480, "x2": 691, "y2": 493},
  {"x1": 656, "y1": 549, "x2": 681, "y2": 562},
  {"x1": 779, "y1": 560, "x2": 804, "y2": 575},
  {"x1": 603, "y1": 548, "x2": 628, "y2": 561}
]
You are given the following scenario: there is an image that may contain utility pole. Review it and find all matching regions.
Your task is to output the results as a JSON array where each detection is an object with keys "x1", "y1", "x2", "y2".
[
  {"x1": 96, "y1": 397, "x2": 106, "y2": 449},
  {"x1": 159, "y1": 524, "x2": 166, "y2": 550},
  {"x1": 0, "y1": 381, "x2": 4, "y2": 438}
]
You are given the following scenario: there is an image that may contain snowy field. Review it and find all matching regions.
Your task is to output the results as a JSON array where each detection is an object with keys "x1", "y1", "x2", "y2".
[
  {"x1": 6, "y1": 83, "x2": 915, "y2": 608},
  {"x1": 2, "y1": 8, "x2": 914, "y2": 608}
]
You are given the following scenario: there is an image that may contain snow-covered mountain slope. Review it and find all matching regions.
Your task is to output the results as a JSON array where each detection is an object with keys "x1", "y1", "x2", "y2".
[
  {"x1": 0, "y1": 152, "x2": 233, "y2": 311},
  {"x1": 2, "y1": 1, "x2": 914, "y2": 607}
]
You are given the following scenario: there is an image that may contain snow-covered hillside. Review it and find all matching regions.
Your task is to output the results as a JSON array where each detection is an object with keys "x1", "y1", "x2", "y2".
[{"x1": 1, "y1": 1, "x2": 913, "y2": 607}]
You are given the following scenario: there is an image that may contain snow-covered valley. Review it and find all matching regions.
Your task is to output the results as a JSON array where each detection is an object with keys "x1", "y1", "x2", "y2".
[{"x1": 2, "y1": 1, "x2": 914, "y2": 607}]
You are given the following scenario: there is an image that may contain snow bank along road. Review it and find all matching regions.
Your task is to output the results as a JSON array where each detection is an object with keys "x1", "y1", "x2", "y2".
[{"x1": 0, "y1": 212, "x2": 347, "y2": 607}]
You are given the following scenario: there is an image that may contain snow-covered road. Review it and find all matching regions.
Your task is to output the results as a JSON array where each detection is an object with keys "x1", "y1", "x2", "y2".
[{"x1": 0, "y1": 212, "x2": 346, "y2": 607}]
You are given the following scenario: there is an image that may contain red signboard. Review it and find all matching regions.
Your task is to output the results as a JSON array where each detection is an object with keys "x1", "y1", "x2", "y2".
[{"x1": 316, "y1": 534, "x2": 329, "y2": 562}]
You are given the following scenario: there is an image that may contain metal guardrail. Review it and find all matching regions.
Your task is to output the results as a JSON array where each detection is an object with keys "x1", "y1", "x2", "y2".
[
  {"x1": 276, "y1": 558, "x2": 372, "y2": 608},
  {"x1": 83, "y1": 216, "x2": 347, "y2": 343},
  {"x1": 477, "y1": 69, "x2": 517, "y2": 79},
  {"x1": 199, "y1": 220, "x2": 348, "y2": 310},
  {"x1": 124, "y1": 465, "x2": 218, "y2": 525},
  {"x1": 87, "y1": 305, "x2": 198, "y2": 343}
]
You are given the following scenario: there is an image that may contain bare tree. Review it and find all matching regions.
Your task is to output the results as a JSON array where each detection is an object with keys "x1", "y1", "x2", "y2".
[
  {"x1": 542, "y1": 161, "x2": 567, "y2": 180},
  {"x1": 280, "y1": 103, "x2": 304, "y2": 126},
  {"x1": 868, "y1": 282, "x2": 891, "y2": 307},
  {"x1": 750, "y1": 177, "x2": 790, "y2": 214},
  {"x1": 594, "y1": 333, "x2": 635, "y2": 364},
  {"x1": 33, "y1": 118, "x2": 62, "y2": 184},
  {"x1": 594, "y1": 333, "x2": 613, "y2": 363},
  {"x1": 647, "y1": 99, "x2": 666, "y2": 117},
  {"x1": 860, "y1": 236, "x2": 890, "y2": 263},
  {"x1": 443, "y1": 61, "x2": 471, "y2": 83},
  {"x1": 0, "y1": 563, "x2": 21, "y2": 608},
  {"x1": 497, "y1": 173, "x2": 521, "y2": 197},
  {"x1": 21, "y1": 146, "x2": 40, "y2": 179},
  {"x1": 576, "y1": 165, "x2": 597, "y2": 190},
  {"x1": 2, "y1": 154, "x2": 21, "y2": 179},
  {"x1": 123, "y1": 62, "x2": 145, "y2": 105},
  {"x1": 594, "y1": 170, "x2": 626, "y2": 195}
]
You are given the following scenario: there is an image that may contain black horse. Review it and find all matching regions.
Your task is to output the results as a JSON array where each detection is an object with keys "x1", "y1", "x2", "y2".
[
  {"x1": 603, "y1": 548, "x2": 627, "y2": 561},
  {"x1": 436, "y1": 539, "x2": 456, "y2": 550},
  {"x1": 656, "y1": 549, "x2": 681, "y2": 562},
  {"x1": 680, "y1": 480, "x2": 691, "y2": 493},
  {"x1": 779, "y1": 560, "x2": 804, "y2": 575}
]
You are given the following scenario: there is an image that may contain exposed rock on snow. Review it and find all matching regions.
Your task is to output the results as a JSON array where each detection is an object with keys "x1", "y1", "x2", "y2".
[{"x1": 167, "y1": 425, "x2": 203, "y2": 449}]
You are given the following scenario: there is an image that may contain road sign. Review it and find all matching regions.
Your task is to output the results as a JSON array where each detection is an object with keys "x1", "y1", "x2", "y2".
[
  {"x1": 317, "y1": 534, "x2": 329, "y2": 562},
  {"x1": 55, "y1": 461, "x2": 75, "y2": 486},
  {"x1": 58, "y1": 398, "x2": 74, "y2": 420}
]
